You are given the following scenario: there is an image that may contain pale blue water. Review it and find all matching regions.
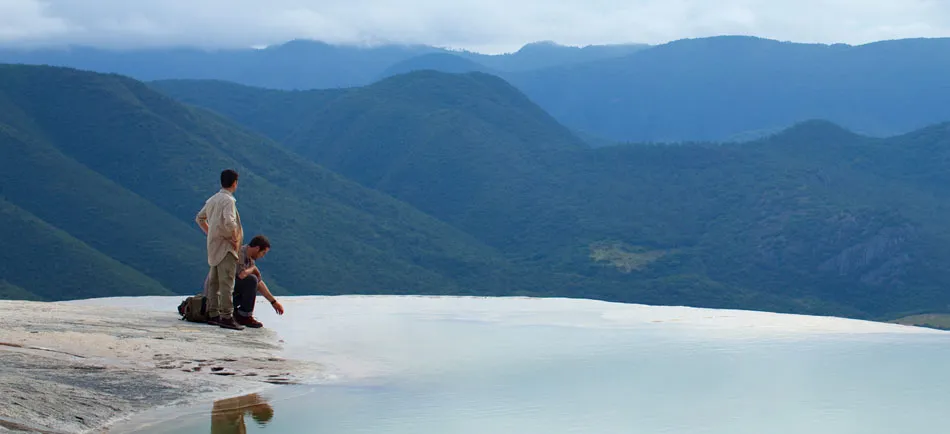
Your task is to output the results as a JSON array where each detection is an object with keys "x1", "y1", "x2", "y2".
[{"x1": 97, "y1": 296, "x2": 950, "y2": 433}]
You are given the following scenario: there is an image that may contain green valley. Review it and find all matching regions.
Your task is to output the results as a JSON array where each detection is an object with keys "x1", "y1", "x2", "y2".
[
  {"x1": 155, "y1": 71, "x2": 950, "y2": 320},
  {"x1": 4, "y1": 63, "x2": 950, "y2": 323},
  {"x1": 0, "y1": 64, "x2": 541, "y2": 301}
]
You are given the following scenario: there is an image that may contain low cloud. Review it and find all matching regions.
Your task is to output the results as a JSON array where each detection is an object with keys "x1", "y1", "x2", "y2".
[{"x1": 2, "y1": 0, "x2": 949, "y2": 53}]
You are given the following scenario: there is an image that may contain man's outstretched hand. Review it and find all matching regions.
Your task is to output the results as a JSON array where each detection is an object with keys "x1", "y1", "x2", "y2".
[{"x1": 271, "y1": 300, "x2": 285, "y2": 315}]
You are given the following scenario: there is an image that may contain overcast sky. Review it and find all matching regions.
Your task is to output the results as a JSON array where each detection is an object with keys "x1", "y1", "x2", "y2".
[{"x1": 2, "y1": 0, "x2": 949, "y2": 53}]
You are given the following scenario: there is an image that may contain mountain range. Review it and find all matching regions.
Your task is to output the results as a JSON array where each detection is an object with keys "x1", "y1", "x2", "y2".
[
  {"x1": 0, "y1": 64, "x2": 554, "y2": 303},
  {"x1": 4, "y1": 36, "x2": 950, "y2": 144},
  {"x1": 0, "y1": 40, "x2": 647, "y2": 90},
  {"x1": 3, "y1": 60, "x2": 950, "y2": 322},
  {"x1": 151, "y1": 73, "x2": 950, "y2": 320}
]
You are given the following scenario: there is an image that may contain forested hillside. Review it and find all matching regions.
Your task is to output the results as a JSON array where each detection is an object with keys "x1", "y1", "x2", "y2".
[
  {"x1": 154, "y1": 72, "x2": 950, "y2": 320},
  {"x1": 0, "y1": 64, "x2": 545, "y2": 301}
]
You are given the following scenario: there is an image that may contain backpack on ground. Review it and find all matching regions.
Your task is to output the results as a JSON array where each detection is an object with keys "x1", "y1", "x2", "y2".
[{"x1": 177, "y1": 295, "x2": 209, "y2": 323}]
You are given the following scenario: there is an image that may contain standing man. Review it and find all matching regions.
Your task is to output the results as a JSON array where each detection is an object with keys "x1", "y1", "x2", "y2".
[{"x1": 196, "y1": 169, "x2": 245, "y2": 330}]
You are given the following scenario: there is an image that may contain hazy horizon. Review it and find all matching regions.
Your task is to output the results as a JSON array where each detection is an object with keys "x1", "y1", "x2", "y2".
[
  {"x1": 4, "y1": 0, "x2": 950, "y2": 54},
  {"x1": 3, "y1": 34, "x2": 950, "y2": 56}
]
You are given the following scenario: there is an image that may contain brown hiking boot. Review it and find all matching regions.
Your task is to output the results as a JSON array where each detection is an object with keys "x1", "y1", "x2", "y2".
[
  {"x1": 217, "y1": 316, "x2": 245, "y2": 330},
  {"x1": 207, "y1": 316, "x2": 222, "y2": 326},
  {"x1": 235, "y1": 315, "x2": 263, "y2": 328}
]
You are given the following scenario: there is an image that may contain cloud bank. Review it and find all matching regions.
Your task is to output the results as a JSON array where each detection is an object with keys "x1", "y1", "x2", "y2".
[{"x1": 2, "y1": 0, "x2": 949, "y2": 53}]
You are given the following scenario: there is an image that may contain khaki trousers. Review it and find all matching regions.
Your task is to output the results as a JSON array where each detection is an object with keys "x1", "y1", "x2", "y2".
[{"x1": 207, "y1": 253, "x2": 238, "y2": 319}]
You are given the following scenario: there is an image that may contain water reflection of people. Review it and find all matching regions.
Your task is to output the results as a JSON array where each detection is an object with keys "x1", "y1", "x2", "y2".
[{"x1": 211, "y1": 393, "x2": 274, "y2": 434}]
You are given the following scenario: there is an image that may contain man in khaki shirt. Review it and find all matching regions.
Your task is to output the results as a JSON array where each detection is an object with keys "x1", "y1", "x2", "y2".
[{"x1": 196, "y1": 169, "x2": 245, "y2": 330}]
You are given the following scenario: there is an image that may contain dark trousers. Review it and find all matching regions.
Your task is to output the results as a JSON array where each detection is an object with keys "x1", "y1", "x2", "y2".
[{"x1": 233, "y1": 274, "x2": 259, "y2": 317}]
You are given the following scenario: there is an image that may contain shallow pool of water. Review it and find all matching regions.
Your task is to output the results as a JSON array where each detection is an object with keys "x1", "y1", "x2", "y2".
[{"x1": 98, "y1": 296, "x2": 950, "y2": 433}]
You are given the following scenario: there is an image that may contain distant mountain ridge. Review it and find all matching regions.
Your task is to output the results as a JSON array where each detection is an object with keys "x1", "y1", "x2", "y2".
[
  {"x1": 6, "y1": 35, "x2": 950, "y2": 144},
  {"x1": 505, "y1": 35, "x2": 950, "y2": 142},
  {"x1": 0, "y1": 39, "x2": 647, "y2": 90},
  {"x1": 380, "y1": 53, "x2": 493, "y2": 80}
]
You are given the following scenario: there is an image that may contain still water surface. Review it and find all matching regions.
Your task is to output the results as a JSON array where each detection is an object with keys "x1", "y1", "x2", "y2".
[{"x1": 102, "y1": 296, "x2": 950, "y2": 433}]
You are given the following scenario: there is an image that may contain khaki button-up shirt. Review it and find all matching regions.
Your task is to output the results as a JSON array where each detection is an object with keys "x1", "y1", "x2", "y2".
[{"x1": 195, "y1": 189, "x2": 243, "y2": 266}]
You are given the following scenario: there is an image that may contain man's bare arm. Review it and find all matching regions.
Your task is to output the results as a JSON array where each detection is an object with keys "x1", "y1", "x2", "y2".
[{"x1": 256, "y1": 279, "x2": 284, "y2": 315}]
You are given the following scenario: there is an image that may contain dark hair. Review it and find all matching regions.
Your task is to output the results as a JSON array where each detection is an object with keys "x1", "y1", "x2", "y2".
[
  {"x1": 249, "y1": 235, "x2": 271, "y2": 250},
  {"x1": 220, "y1": 169, "x2": 239, "y2": 188}
]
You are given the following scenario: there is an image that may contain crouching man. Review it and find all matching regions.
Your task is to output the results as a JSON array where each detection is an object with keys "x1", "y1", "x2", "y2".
[
  {"x1": 233, "y1": 235, "x2": 285, "y2": 328},
  {"x1": 205, "y1": 235, "x2": 285, "y2": 328}
]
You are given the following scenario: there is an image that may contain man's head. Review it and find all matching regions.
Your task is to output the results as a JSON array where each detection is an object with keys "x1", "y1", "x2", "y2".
[
  {"x1": 247, "y1": 235, "x2": 271, "y2": 260},
  {"x1": 220, "y1": 169, "x2": 239, "y2": 192}
]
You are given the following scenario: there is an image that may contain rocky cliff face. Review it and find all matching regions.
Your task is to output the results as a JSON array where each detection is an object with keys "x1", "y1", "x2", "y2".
[
  {"x1": 747, "y1": 207, "x2": 918, "y2": 287},
  {"x1": 819, "y1": 224, "x2": 917, "y2": 286}
]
